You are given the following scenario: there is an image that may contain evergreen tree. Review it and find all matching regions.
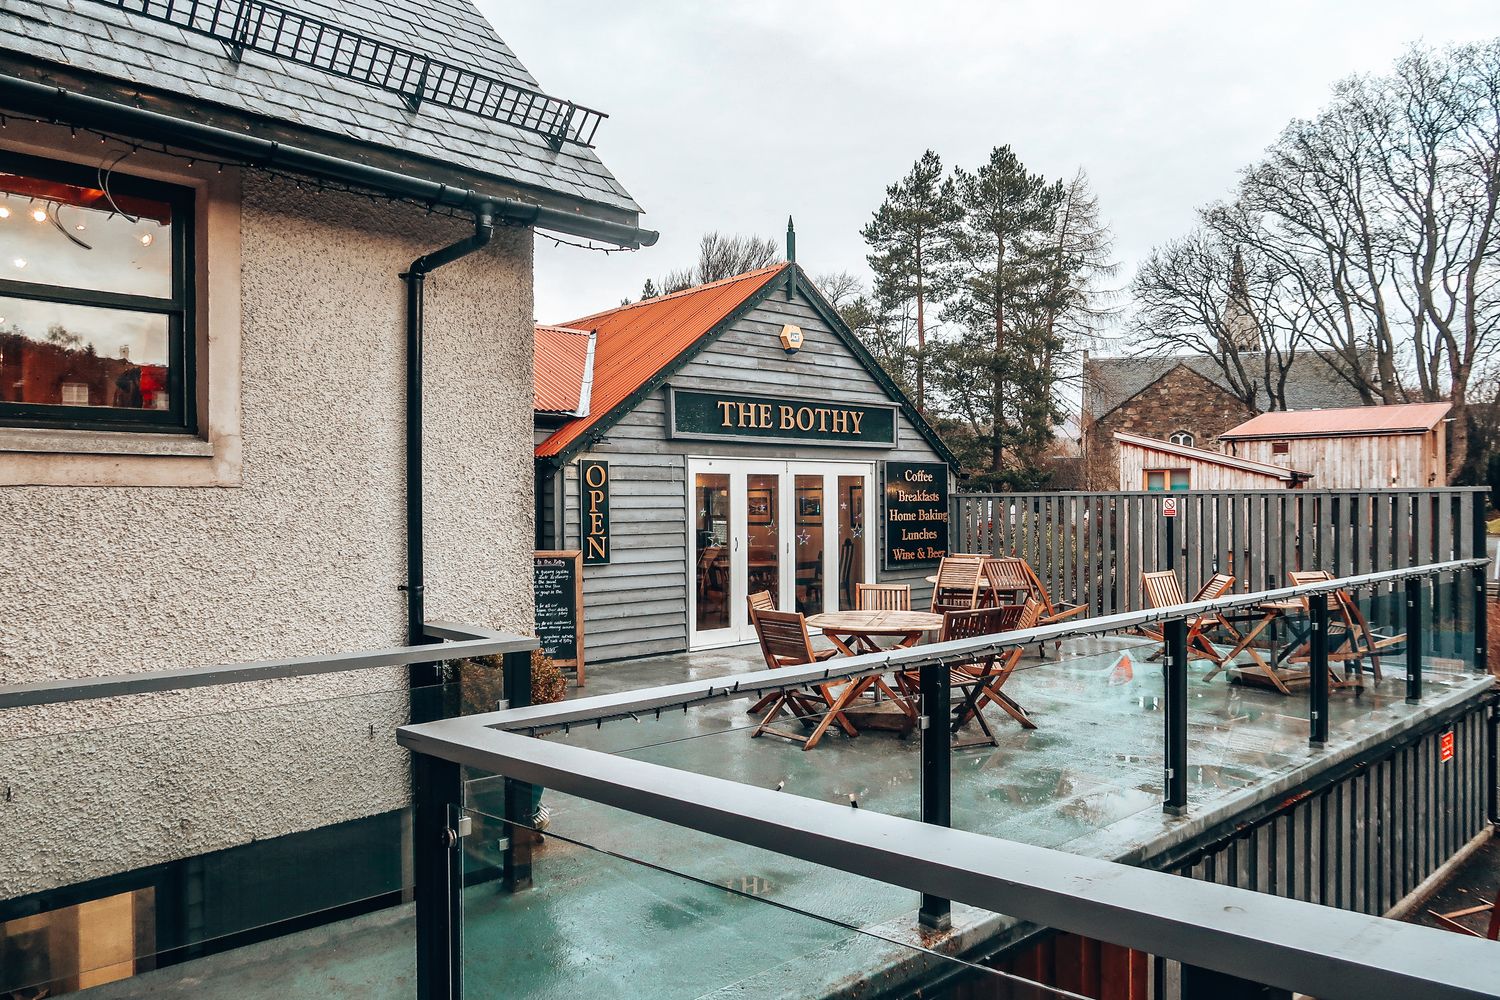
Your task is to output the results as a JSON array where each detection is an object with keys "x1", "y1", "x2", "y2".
[
  {"x1": 941, "y1": 146, "x2": 1065, "y2": 477},
  {"x1": 861, "y1": 151, "x2": 960, "y2": 412}
]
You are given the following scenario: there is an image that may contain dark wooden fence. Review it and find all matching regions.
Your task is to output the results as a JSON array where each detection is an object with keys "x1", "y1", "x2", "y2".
[{"x1": 950, "y1": 488, "x2": 1488, "y2": 617}]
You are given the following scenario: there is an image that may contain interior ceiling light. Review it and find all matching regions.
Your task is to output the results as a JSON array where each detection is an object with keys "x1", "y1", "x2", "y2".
[
  {"x1": 12, "y1": 258, "x2": 26, "y2": 268},
  {"x1": 0, "y1": 205, "x2": 10, "y2": 219},
  {"x1": 138, "y1": 232, "x2": 153, "y2": 247},
  {"x1": 30, "y1": 206, "x2": 46, "y2": 223}
]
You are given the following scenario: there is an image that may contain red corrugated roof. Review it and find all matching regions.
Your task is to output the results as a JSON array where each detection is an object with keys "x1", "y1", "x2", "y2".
[
  {"x1": 1221, "y1": 402, "x2": 1452, "y2": 439},
  {"x1": 535, "y1": 264, "x2": 788, "y2": 458},
  {"x1": 534, "y1": 325, "x2": 593, "y2": 415}
]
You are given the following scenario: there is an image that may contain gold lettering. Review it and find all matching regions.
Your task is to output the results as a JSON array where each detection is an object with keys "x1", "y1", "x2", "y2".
[
  {"x1": 583, "y1": 463, "x2": 608, "y2": 488},
  {"x1": 758, "y1": 403, "x2": 772, "y2": 428},
  {"x1": 587, "y1": 488, "x2": 605, "y2": 512},
  {"x1": 830, "y1": 410, "x2": 849, "y2": 434},
  {"x1": 779, "y1": 404, "x2": 795, "y2": 429},
  {"x1": 586, "y1": 536, "x2": 607, "y2": 559},
  {"x1": 717, "y1": 401, "x2": 735, "y2": 427},
  {"x1": 736, "y1": 402, "x2": 756, "y2": 427},
  {"x1": 816, "y1": 408, "x2": 829, "y2": 432},
  {"x1": 850, "y1": 411, "x2": 863, "y2": 435},
  {"x1": 589, "y1": 512, "x2": 605, "y2": 533},
  {"x1": 796, "y1": 407, "x2": 814, "y2": 432}
]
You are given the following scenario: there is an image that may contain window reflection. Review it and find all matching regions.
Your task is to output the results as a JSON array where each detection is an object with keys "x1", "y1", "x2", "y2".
[
  {"x1": 0, "y1": 298, "x2": 170, "y2": 410},
  {"x1": 0, "y1": 173, "x2": 173, "y2": 298}
]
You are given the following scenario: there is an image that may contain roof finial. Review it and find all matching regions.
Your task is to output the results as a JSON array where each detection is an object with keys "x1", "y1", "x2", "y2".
[{"x1": 786, "y1": 216, "x2": 796, "y2": 264}]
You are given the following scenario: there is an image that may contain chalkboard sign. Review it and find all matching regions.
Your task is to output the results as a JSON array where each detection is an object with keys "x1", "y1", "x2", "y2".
[
  {"x1": 534, "y1": 550, "x2": 584, "y2": 684},
  {"x1": 883, "y1": 461, "x2": 950, "y2": 569}
]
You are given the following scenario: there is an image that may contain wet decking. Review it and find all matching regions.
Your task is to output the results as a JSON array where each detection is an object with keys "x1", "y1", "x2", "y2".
[{"x1": 92, "y1": 635, "x2": 1493, "y2": 1000}]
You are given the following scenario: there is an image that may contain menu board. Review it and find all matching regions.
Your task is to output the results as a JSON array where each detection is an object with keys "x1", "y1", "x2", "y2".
[
  {"x1": 533, "y1": 550, "x2": 584, "y2": 682},
  {"x1": 883, "y1": 462, "x2": 950, "y2": 569}
]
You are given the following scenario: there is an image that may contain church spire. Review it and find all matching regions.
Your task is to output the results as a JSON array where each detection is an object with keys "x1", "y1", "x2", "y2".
[{"x1": 1220, "y1": 248, "x2": 1261, "y2": 351}]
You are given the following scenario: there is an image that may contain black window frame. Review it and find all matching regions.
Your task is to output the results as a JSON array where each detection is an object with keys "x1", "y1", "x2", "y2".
[{"x1": 0, "y1": 150, "x2": 196, "y2": 434}]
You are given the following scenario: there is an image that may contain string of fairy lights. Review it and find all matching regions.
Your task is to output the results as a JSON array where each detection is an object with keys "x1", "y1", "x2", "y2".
[{"x1": 0, "y1": 110, "x2": 639, "y2": 254}]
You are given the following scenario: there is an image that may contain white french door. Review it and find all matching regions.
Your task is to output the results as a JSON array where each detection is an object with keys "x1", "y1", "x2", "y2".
[{"x1": 687, "y1": 458, "x2": 875, "y2": 649}]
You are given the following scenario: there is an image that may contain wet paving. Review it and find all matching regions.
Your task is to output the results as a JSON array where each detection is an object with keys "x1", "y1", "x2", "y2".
[{"x1": 92, "y1": 634, "x2": 1493, "y2": 1000}]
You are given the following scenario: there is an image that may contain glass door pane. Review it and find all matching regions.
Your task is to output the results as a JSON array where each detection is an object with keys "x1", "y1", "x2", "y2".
[
  {"x1": 746, "y1": 473, "x2": 780, "y2": 608},
  {"x1": 793, "y1": 475, "x2": 824, "y2": 615},
  {"x1": 836, "y1": 475, "x2": 867, "y2": 610},
  {"x1": 693, "y1": 473, "x2": 731, "y2": 631}
]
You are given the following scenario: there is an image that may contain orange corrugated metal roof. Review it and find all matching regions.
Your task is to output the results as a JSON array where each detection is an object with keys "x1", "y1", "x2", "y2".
[
  {"x1": 534, "y1": 325, "x2": 593, "y2": 415},
  {"x1": 535, "y1": 264, "x2": 788, "y2": 458},
  {"x1": 1221, "y1": 402, "x2": 1452, "y2": 439}
]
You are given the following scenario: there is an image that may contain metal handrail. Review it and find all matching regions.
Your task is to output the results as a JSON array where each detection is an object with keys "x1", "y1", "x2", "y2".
[
  {"x1": 397, "y1": 559, "x2": 1500, "y2": 1000},
  {"x1": 0, "y1": 621, "x2": 535, "y2": 709},
  {"x1": 93, "y1": 0, "x2": 607, "y2": 148},
  {"x1": 461, "y1": 559, "x2": 1487, "y2": 733}
]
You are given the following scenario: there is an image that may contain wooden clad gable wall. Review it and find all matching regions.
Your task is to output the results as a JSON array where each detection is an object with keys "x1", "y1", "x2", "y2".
[
  {"x1": 543, "y1": 287, "x2": 949, "y2": 664},
  {"x1": 1116, "y1": 441, "x2": 1293, "y2": 491},
  {"x1": 1228, "y1": 430, "x2": 1446, "y2": 489}
]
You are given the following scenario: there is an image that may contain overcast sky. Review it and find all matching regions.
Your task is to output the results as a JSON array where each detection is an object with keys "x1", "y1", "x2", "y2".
[{"x1": 491, "y1": 1, "x2": 1500, "y2": 335}]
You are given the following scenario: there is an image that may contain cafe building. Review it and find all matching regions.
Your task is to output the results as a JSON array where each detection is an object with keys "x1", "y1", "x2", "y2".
[{"x1": 534, "y1": 261, "x2": 959, "y2": 663}]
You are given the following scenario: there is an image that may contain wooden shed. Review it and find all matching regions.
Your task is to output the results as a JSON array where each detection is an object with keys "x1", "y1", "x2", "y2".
[
  {"x1": 1114, "y1": 431, "x2": 1310, "y2": 491},
  {"x1": 1220, "y1": 403, "x2": 1451, "y2": 489}
]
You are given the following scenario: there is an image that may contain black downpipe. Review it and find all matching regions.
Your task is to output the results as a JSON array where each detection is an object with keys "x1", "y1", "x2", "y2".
[{"x1": 402, "y1": 206, "x2": 496, "y2": 653}]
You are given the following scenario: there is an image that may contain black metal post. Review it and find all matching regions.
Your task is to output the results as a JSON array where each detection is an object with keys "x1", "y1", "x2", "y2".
[
  {"x1": 1309, "y1": 598, "x2": 1330, "y2": 747},
  {"x1": 1474, "y1": 566, "x2": 1489, "y2": 676},
  {"x1": 502, "y1": 650, "x2": 534, "y2": 892},
  {"x1": 1406, "y1": 577, "x2": 1424, "y2": 704},
  {"x1": 413, "y1": 752, "x2": 463, "y2": 1000},
  {"x1": 918, "y1": 660, "x2": 952, "y2": 930},
  {"x1": 1163, "y1": 618, "x2": 1188, "y2": 814},
  {"x1": 1488, "y1": 701, "x2": 1498, "y2": 826},
  {"x1": 1165, "y1": 512, "x2": 1176, "y2": 573}
]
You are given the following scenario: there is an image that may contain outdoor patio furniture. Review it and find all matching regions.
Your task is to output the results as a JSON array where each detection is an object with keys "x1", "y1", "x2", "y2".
[
  {"x1": 1283, "y1": 570, "x2": 1400, "y2": 681},
  {"x1": 1429, "y1": 889, "x2": 1500, "y2": 940},
  {"x1": 808, "y1": 609, "x2": 943, "y2": 656},
  {"x1": 948, "y1": 600, "x2": 1044, "y2": 747},
  {"x1": 747, "y1": 589, "x2": 775, "y2": 619},
  {"x1": 977, "y1": 557, "x2": 1032, "y2": 606},
  {"x1": 748, "y1": 609, "x2": 855, "y2": 750},
  {"x1": 1141, "y1": 571, "x2": 1240, "y2": 665},
  {"x1": 855, "y1": 582, "x2": 912, "y2": 611},
  {"x1": 1207, "y1": 598, "x2": 1314, "y2": 695},
  {"x1": 931, "y1": 555, "x2": 985, "y2": 613}
]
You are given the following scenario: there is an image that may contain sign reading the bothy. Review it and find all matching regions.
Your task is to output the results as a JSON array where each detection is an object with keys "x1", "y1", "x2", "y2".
[
  {"x1": 580, "y1": 460, "x2": 610, "y2": 565},
  {"x1": 883, "y1": 461, "x2": 949, "y2": 569},
  {"x1": 533, "y1": 550, "x2": 584, "y2": 683},
  {"x1": 669, "y1": 388, "x2": 897, "y2": 447}
]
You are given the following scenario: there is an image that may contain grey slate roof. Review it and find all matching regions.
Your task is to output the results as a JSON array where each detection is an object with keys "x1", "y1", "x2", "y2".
[
  {"x1": 0, "y1": 0, "x2": 641, "y2": 217},
  {"x1": 1084, "y1": 352, "x2": 1369, "y2": 421}
]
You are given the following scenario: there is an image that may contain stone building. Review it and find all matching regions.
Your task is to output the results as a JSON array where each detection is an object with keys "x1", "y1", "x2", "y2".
[{"x1": 1080, "y1": 352, "x2": 1367, "y2": 489}]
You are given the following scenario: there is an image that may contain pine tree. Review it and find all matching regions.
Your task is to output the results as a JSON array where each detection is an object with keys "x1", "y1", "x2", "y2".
[
  {"x1": 861, "y1": 151, "x2": 960, "y2": 412},
  {"x1": 942, "y1": 146, "x2": 1064, "y2": 477}
]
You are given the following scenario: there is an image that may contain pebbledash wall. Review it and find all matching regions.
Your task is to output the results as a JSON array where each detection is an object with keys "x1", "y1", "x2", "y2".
[
  {"x1": 0, "y1": 156, "x2": 536, "y2": 899},
  {"x1": 537, "y1": 278, "x2": 952, "y2": 663}
]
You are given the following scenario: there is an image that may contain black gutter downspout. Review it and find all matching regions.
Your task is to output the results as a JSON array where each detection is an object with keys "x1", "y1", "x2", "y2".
[
  {"x1": 0, "y1": 73, "x2": 658, "y2": 249},
  {"x1": 401, "y1": 204, "x2": 512, "y2": 652}
]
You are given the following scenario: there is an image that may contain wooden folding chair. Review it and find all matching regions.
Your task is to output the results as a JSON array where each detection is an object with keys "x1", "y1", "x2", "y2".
[
  {"x1": 747, "y1": 589, "x2": 775, "y2": 619},
  {"x1": 980, "y1": 558, "x2": 1032, "y2": 608},
  {"x1": 1142, "y1": 571, "x2": 1240, "y2": 665},
  {"x1": 855, "y1": 582, "x2": 911, "y2": 611},
  {"x1": 998, "y1": 558, "x2": 1088, "y2": 626},
  {"x1": 748, "y1": 610, "x2": 857, "y2": 750},
  {"x1": 949, "y1": 600, "x2": 1045, "y2": 747},
  {"x1": 1430, "y1": 890, "x2": 1500, "y2": 941},
  {"x1": 931, "y1": 556, "x2": 985, "y2": 613},
  {"x1": 1285, "y1": 570, "x2": 1400, "y2": 683}
]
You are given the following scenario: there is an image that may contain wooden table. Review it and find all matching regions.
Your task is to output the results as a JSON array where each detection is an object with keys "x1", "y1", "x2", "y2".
[
  {"x1": 1208, "y1": 599, "x2": 1353, "y2": 694},
  {"x1": 807, "y1": 610, "x2": 944, "y2": 655},
  {"x1": 806, "y1": 610, "x2": 944, "y2": 727}
]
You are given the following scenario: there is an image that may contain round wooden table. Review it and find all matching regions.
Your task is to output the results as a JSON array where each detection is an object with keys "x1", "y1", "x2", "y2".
[{"x1": 806, "y1": 610, "x2": 944, "y2": 655}]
